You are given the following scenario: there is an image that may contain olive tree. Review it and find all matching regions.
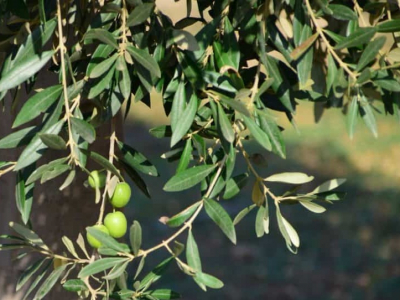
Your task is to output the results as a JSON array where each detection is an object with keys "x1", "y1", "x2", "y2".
[{"x1": 0, "y1": 0, "x2": 399, "y2": 299}]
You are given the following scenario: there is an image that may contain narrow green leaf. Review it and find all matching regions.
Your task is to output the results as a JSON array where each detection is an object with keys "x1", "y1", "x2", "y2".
[
  {"x1": 177, "y1": 50, "x2": 204, "y2": 87},
  {"x1": 63, "y1": 279, "x2": 88, "y2": 292},
  {"x1": 86, "y1": 227, "x2": 128, "y2": 253},
  {"x1": 70, "y1": 118, "x2": 96, "y2": 144},
  {"x1": 81, "y1": 150, "x2": 123, "y2": 180},
  {"x1": 264, "y1": 172, "x2": 314, "y2": 184},
  {"x1": 376, "y1": 19, "x2": 400, "y2": 33},
  {"x1": 176, "y1": 139, "x2": 193, "y2": 173},
  {"x1": 171, "y1": 94, "x2": 198, "y2": 147},
  {"x1": 242, "y1": 115, "x2": 272, "y2": 151},
  {"x1": 9, "y1": 222, "x2": 48, "y2": 250},
  {"x1": 170, "y1": 81, "x2": 186, "y2": 133},
  {"x1": 103, "y1": 260, "x2": 130, "y2": 280},
  {"x1": 0, "y1": 51, "x2": 54, "y2": 93},
  {"x1": 117, "y1": 141, "x2": 158, "y2": 176},
  {"x1": 86, "y1": 44, "x2": 114, "y2": 76},
  {"x1": 217, "y1": 103, "x2": 235, "y2": 143},
  {"x1": 356, "y1": 36, "x2": 386, "y2": 71},
  {"x1": 218, "y1": 92, "x2": 250, "y2": 117},
  {"x1": 22, "y1": 260, "x2": 51, "y2": 300},
  {"x1": 15, "y1": 171, "x2": 31, "y2": 225},
  {"x1": 13, "y1": 85, "x2": 63, "y2": 128},
  {"x1": 296, "y1": 25, "x2": 314, "y2": 88},
  {"x1": 257, "y1": 111, "x2": 286, "y2": 159},
  {"x1": 213, "y1": 41, "x2": 235, "y2": 70},
  {"x1": 167, "y1": 202, "x2": 201, "y2": 228},
  {"x1": 78, "y1": 257, "x2": 128, "y2": 278},
  {"x1": 328, "y1": 4, "x2": 358, "y2": 21},
  {"x1": 120, "y1": 159, "x2": 151, "y2": 198},
  {"x1": 135, "y1": 255, "x2": 146, "y2": 280},
  {"x1": 119, "y1": 56, "x2": 131, "y2": 100},
  {"x1": 90, "y1": 53, "x2": 118, "y2": 78},
  {"x1": 276, "y1": 207, "x2": 299, "y2": 253},
  {"x1": 195, "y1": 272, "x2": 224, "y2": 289},
  {"x1": 347, "y1": 96, "x2": 358, "y2": 139},
  {"x1": 0, "y1": 126, "x2": 40, "y2": 149},
  {"x1": 34, "y1": 264, "x2": 69, "y2": 300},
  {"x1": 38, "y1": 134, "x2": 67, "y2": 150},
  {"x1": 126, "y1": 3, "x2": 154, "y2": 27},
  {"x1": 223, "y1": 17, "x2": 240, "y2": 69},
  {"x1": 16, "y1": 258, "x2": 48, "y2": 291},
  {"x1": 0, "y1": 244, "x2": 26, "y2": 251},
  {"x1": 282, "y1": 215, "x2": 300, "y2": 248},
  {"x1": 61, "y1": 236, "x2": 80, "y2": 259},
  {"x1": 356, "y1": 68, "x2": 372, "y2": 84},
  {"x1": 326, "y1": 53, "x2": 337, "y2": 95},
  {"x1": 203, "y1": 71, "x2": 237, "y2": 93},
  {"x1": 14, "y1": 19, "x2": 57, "y2": 64},
  {"x1": 139, "y1": 257, "x2": 174, "y2": 290},
  {"x1": 148, "y1": 289, "x2": 181, "y2": 300},
  {"x1": 223, "y1": 173, "x2": 249, "y2": 200},
  {"x1": 290, "y1": 32, "x2": 319, "y2": 60},
  {"x1": 164, "y1": 164, "x2": 217, "y2": 192},
  {"x1": 126, "y1": 45, "x2": 161, "y2": 78},
  {"x1": 311, "y1": 178, "x2": 346, "y2": 194},
  {"x1": 130, "y1": 221, "x2": 142, "y2": 256},
  {"x1": 76, "y1": 234, "x2": 90, "y2": 260},
  {"x1": 25, "y1": 158, "x2": 67, "y2": 185},
  {"x1": 39, "y1": 164, "x2": 69, "y2": 184},
  {"x1": 255, "y1": 206, "x2": 265, "y2": 238},
  {"x1": 334, "y1": 27, "x2": 376, "y2": 49},
  {"x1": 233, "y1": 204, "x2": 256, "y2": 225},
  {"x1": 149, "y1": 126, "x2": 172, "y2": 138},
  {"x1": 299, "y1": 201, "x2": 326, "y2": 213},
  {"x1": 374, "y1": 79, "x2": 400, "y2": 92},
  {"x1": 204, "y1": 198, "x2": 236, "y2": 244},
  {"x1": 84, "y1": 29, "x2": 119, "y2": 49},
  {"x1": 186, "y1": 230, "x2": 202, "y2": 272},
  {"x1": 359, "y1": 97, "x2": 378, "y2": 138},
  {"x1": 38, "y1": 0, "x2": 46, "y2": 24},
  {"x1": 88, "y1": 65, "x2": 115, "y2": 99},
  {"x1": 316, "y1": 191, "x2": 347, "y2": 201},
  {"x1": 14, "y1": 120, "x2": 64, "y2": 171}
]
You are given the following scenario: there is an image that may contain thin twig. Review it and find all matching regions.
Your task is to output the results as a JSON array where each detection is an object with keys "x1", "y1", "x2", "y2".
[
  {"x1": 305, "y1": 0, "x2": 357, "y2": 82},
  {"x1": 57, "y1": 0, "x2": 78, "y2": 165},
  {"x1": 139, "y1": 155, "x2": 229, "y2": 258},
  {"x1": 97, "y1": 118, "x2": 117, "y2": 224}
]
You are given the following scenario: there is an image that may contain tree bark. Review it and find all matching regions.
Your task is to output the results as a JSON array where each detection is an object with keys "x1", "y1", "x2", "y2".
[{"x1": 0, "y1": 82, "x2": 119, "y2": 299}]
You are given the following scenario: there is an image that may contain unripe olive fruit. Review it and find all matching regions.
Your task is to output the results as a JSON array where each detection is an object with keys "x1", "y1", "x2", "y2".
[
  {"x1": 110, "y1": 182, "x2": 131, "y2": 208},
  {"x1": 104, "y1": 211, "x2": 127, "y2": 238},
  {"x1": 86, "y1": 224, "x2": 109, "y2": 248},
  {"x1": 88, "y1": 170, "x2": 106, "y2": 189}
]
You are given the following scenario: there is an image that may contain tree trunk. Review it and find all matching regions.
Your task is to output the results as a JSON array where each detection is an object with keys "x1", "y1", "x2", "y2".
[{"x1": 0, "y1": 82, "x2": 119, "y2": 299}]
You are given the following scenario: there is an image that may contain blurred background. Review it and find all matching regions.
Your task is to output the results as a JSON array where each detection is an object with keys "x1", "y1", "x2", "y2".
[{"x1": 121, "y1": 96, "x2": 400, "y2": 300}]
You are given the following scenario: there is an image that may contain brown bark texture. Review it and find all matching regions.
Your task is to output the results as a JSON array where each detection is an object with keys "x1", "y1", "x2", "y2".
[{"x1": 0, "y1": 74, "x2": 118, "y2": 299}]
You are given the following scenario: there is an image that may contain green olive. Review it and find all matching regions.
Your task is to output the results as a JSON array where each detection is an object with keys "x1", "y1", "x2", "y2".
[
  {"x1": 104, "y1": 211, "x2": 127, "y2": 238},
  {"x1": 86, "y1": 224, "x2": 109, "y2": 248},
  {"x1": 110, "y1": 182, "x2": 131, "y2": 208},
  {"x1": 88, "y1": 170, "x2": 106, "y2": 189}
]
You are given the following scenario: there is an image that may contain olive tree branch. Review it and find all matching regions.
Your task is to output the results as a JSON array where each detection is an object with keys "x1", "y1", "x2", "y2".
[
  {"x1": 237, "y1": 140, "x2": 279, "y2": 203},
  {"x1": 0, "y1": 163, "x2": 16, "y2": 178},
  {"x1": 57, "y1": 0, "x2": 79, "y2": 166},
  {"x1": 120, "y1": 0, "x2": 128, "y2": 47},
  {"x1": 97, "y1": 118, "x2": 117, "y2": 225},
  {"x1": 137, "y1": 154, "x2": 229, "y2": 259},
  {"x1": 352, "y1": 0, "x2": 368, "y2": 27},
  {"x1": 305, "y1": 0, "x2": 357, "y2": 82}
]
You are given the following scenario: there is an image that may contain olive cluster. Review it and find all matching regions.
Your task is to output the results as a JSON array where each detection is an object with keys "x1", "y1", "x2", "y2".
[{"x1": 86, "y1": 171, "x2": 131, "y2": 248}]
